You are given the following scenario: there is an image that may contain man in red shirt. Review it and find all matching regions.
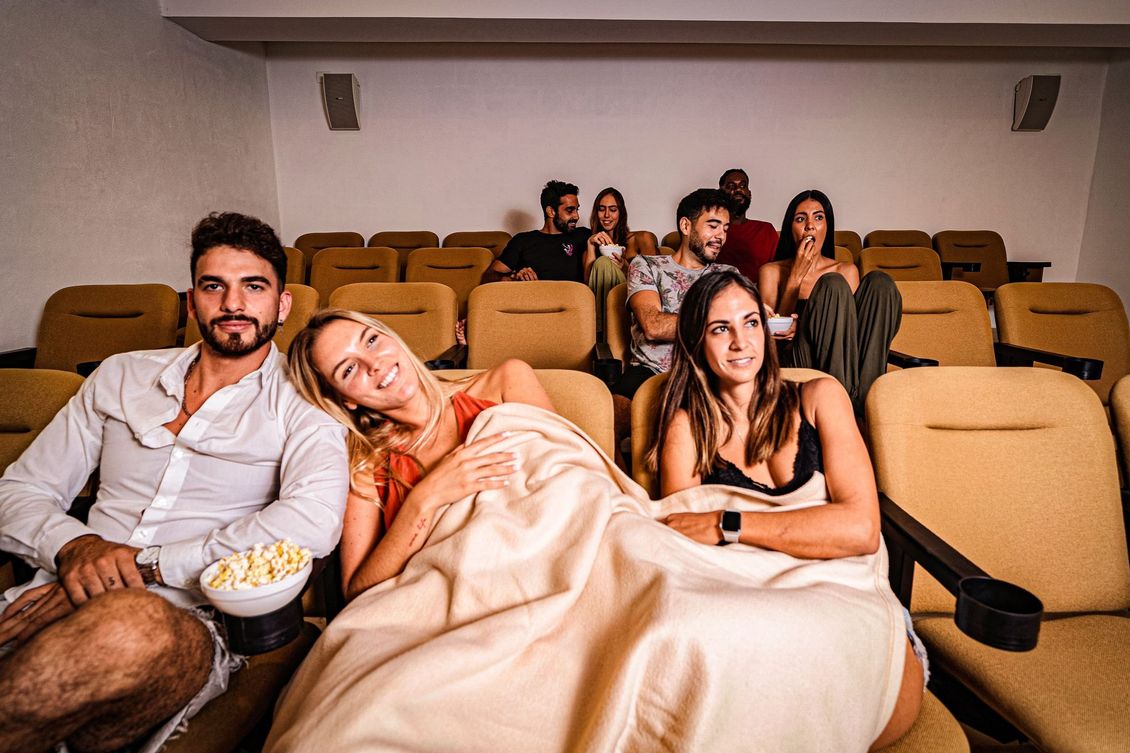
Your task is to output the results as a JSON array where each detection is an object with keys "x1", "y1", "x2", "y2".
[{"x1": 715, "y1": 168, "x2": 779, "y2": 283}]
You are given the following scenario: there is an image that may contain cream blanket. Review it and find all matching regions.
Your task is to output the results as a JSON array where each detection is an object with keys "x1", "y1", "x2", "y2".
[{"x1": 265, "y1": 403, "x2": 905, "y2": 753}]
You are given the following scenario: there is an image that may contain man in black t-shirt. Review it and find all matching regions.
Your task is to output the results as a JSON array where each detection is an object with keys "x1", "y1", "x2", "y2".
[{"x1": 484, "y1": 180, "x2": 591, "y2": 283}]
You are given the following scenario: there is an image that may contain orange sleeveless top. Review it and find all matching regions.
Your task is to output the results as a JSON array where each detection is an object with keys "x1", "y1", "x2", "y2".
[{"x1": 378, "y1": 391, "x2": 497, "y2": 529}]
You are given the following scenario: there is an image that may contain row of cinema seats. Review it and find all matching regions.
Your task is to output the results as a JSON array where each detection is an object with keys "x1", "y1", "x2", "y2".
[
  {"x1": 290, "y1": 230, "x2": 512, "y2": 284},
  {"x1": 4, "y1": 360, "x2": 1129, "y2": 751}
]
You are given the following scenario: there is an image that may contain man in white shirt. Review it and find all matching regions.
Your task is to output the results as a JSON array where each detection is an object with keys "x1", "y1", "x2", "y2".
[{"x1": 0, "y1": 212, "x2": 349, "y2": 753}]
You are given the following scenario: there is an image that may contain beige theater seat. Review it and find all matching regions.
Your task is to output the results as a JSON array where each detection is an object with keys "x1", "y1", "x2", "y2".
[
  {"x1": 436, "y1": 368, "x2": 615, "y2": 458},
  {"x1": 309, "y1": 246, "x2": 398, "y2": 305},
  {"x1": 890, "y1": 282, "x2": 995, "y2": 367},
  {"x1": 833, "y1": 245, "x2": 855, "y2": 265},
  {"x1": 605, "y1": 283, "x2": 630, "y2": 364},
  {"x1": 329, "y1": 282, "x2": 458, "y2": 363},
  {"x1": 660, "y1": 230, "x2": 680, "y2": 249},
  {"x1": 0, "y1": 369, "x2": 84, "y2": 475},
  {"x1": 406, "y1": 247, "x2": 494, "y2": 318},
  {"x1": 283, "y1": 246, "x2": 305, "y2": 285},
  {"x1": 35, "y1": 284, "x2": 180, "y2": 372},
  {"x1": 860, "y1": 247, "x2": 943, "y2": 282},
  {"x1": 864, "y1": 229, "x2": 932, "y2": 249},
  {"x1": 995, "y1": 282, "x2": 1129, "y2": 406},
  {"x1": 184, "y1": 283, "x2": 317, "y2": 355},
  {"x1": 1112, "y1": 375, "x2": 1130, "y2": 483},
  {"x1": 868, "y1": 367, "x2": 1130, "y2": 753},
  {"x1": 442, "y1": 230, "x2": 511, "y2": 258},
  {"x1": 369, "y1": 231, "x2": 440, "y2": 280},
  {"x1": 466, "y1": 281, "x2": 596, "y2": 372},
  {"x1": 294, "y1": 232, "x2": 364, "y2": 282},
  {"x1": 835, "y1": 230, "x2": 863, "y2": 262},
  {"x1": 931, "y1": 230, "x2": 1053, "y2": 293}
]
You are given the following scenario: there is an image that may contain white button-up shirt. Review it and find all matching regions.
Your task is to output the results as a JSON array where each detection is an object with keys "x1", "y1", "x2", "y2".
[{"x1": 0, "y1": 344, "x2": 349, "y2": 608}]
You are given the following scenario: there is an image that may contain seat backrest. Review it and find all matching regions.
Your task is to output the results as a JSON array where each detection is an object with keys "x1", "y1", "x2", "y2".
[
  {"x1": 630, "y1": 368, "x2": 828, "y2": 498},
  {"x1": 995, "y1": 282, "x2": 1129, "y2": 405},
  {"x1": 435, "y1": 369, "x2": 615, "y2": 457},
  {"x1": 369, "y1": 231, "x2": 440, "y2": 280},
  {"x1": 293, "y1": 232, "x2": 364, "y2": 268},
  {"x1": 467, "y1": 281, "x2": 595, "y2": 371},
  {"x1": 0, "y1": 369, "x2": 85, "y2": 474},
  {"x1": 859, "y1": 247, "x2": 942, "y2": 282},
  {"x1": 866, "y1": 367, "x2": 1130, "y2": 615},
  {"x1": 309, "y1": 247, "x2": 399, "y2": 305},
  {"x1": 633, "y1": 231, "x2": 660, "y2": 256},
  {"x1": 328, "y1": 282, "x2": 457, "y2": 362},
  {"x1": 932, "y1": 230, "x2": 1008, "y2": 291},
  {"x1": 833, "y1": 245, "x2": 855, "y2": 265},
  {"x1": 605, "y1": 283, "x2": 630, "y2": 362},
  {"x1": 405, "y1": 247, "x2": 494, "y2": 318},
  {"x1": 863, "y1": 230, "x2": 932, "y2": 249},
  {"x1": 658, "y1": 246, "x2": 676, "y2": 256},
  {"x1": 184, "y1": 283, "x2": 317, "y2": 355},
  {"x1": 834, "y1": 230, "x2": 863, "y2": 262},
  {"x1": 35, "y1": 284, "x2": 180, "y2": 372},
  {"x1": 283, "y1": 246, "x2": 306, "y2": 285},
  {"x1": 891, "y1": 281, "x2": 995, "y2": 367},
  {"x1": 442, "y1": 231, "x2": 512, "y2": 258},
  {"x1": 1112, "y1": 375, "x2": 1130, "y2": 483},
  {"x1": 661, "y1": 230, "x2": 681, "y2": 249}
]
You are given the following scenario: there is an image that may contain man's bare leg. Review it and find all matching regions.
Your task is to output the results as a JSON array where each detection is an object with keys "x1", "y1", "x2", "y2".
[{"x1": 0, "y1": 588, "x2": 213, "y2": 753}]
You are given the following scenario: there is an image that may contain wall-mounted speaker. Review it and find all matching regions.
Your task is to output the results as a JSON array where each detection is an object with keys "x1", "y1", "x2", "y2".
[
  {"x1": 319, "y1": 73, "x2": 360, "y2": 131},
  {"x1": 1012, "y1": 75, "x2": 1060, "y2": 132}
]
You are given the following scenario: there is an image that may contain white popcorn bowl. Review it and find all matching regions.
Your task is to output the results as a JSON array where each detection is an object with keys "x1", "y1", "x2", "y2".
[
  {"x1": 767, "y1": 316, "x2": 794, "y2": 335},
  {"x1": 199, "y1": 558, "x2": 312, "y2": 618},
  {"x1": 599, "y1": 244, "x2": 623, "y2": 259}
]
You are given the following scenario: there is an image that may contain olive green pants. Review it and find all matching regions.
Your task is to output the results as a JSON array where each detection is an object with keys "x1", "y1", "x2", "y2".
[
  {"x1": 784, "y1": 271, "x2": 902, "y2": 413},
  {"x1": 587, "y1": 256, "x2": 626, "y2": 337}
]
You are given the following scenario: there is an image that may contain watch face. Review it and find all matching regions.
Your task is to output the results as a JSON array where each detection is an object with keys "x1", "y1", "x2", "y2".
[{"x1": 722, "y1": 510, "x2": 741, "y2": 532}]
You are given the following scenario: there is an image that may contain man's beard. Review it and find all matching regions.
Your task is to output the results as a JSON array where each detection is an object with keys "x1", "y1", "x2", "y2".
[
  {"x1": 198, "y1": 315, "x2": 279, "y2": 357},
  {"x1": 729, "y1": 193, "x2": 751, "y2": 215},
  {"x1": 688, "y1": 230, "x2": 719, "y2": 266},
  {"x1": 552, "y1": 215, "x2": 574, "y2": 233}
]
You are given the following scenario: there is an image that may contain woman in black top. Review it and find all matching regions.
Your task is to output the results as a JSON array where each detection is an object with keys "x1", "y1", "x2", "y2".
[{"x1": 649, "y1": 269, "x2": 924, "y2": 750}]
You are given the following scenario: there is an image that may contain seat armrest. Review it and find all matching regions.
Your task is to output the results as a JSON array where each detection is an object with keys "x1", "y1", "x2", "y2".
[
  {"x1": 592, "y1": 343, "x2": 622, "y2": 387},
  {"x1": 887, "y1": 350, "x2": 939, "y2": 369},
  {"x1": 1006, "y1": 261, "x2": 1052, "y2": 283},
  {"x1": 0, "y1": 347, "x2": 36, "y2": 369},
  {"x1": 940, "y1": 261, "x2": 982, "y2": 280},
  {"x1": 880, "y1": 494, "x2": 1042, "y2": 652},
  {"x1": 993, "y1": 342, "x2": 1103, "y2": 380},
  {"x1": 425, "y1": 344, "x2": 467, "y2": 370}
]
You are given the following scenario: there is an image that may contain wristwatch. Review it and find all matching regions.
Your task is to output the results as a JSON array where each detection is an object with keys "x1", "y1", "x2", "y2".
[
  {"x1": 135, "y1": 545, "x2": 162, "y2": 586},
  {"x1": 720, "y1": 510, "x2": 742, "y2": 544}
]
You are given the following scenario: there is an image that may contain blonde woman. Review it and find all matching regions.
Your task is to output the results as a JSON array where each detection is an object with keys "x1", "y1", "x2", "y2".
[{"x1": 288, "y1": 309, "x2": 553, "y2": 601}]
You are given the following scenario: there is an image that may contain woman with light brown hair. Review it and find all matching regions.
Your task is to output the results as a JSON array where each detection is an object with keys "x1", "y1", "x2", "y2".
[{"x1": 288, "y1": 309, "x2": 553, "y2": 601}]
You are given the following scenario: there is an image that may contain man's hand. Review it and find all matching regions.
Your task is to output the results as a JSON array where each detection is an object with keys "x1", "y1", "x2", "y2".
[
  {"x1": 663, "y1": 511, "x2": 724, "y2": 545},
  {"x1": 55, "y1": 534, "x2": 145, "y2": 604},
  {"x1": 0, "y1": 582, "x2": 74, "y2": 648},
  {"x1": 512, "y1": 267, "x2": 538, "y2": 281}
]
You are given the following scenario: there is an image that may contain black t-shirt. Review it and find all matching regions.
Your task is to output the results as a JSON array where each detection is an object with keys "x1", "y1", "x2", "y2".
[{"x1": 497, "y1": 228, "x2": 591, "y2": 282}]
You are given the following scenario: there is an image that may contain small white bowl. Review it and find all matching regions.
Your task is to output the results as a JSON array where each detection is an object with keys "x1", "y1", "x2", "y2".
[
  {"x1": 599, "y1": 244, "x2": 623, "y2": 259},
  {"x1": 767, "y1": 316, "x2": 794, "y2": 335},
  {"x1": 199, "y1": 559, "x2": 312, "y2": 618}
]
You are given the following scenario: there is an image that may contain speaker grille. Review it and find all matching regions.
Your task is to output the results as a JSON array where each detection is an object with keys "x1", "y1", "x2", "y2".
[{"x1": 320, "y1": 73, "x2": 360, "y2": 131}]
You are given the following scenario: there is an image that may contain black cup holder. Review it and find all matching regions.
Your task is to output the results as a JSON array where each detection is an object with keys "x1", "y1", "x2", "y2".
[
  {"x1": 220, "y1": 596, "x2": 304, "y2": 656},
  {"x1": 955, "y1": 576, "x2": 1043, "y2": 652}
]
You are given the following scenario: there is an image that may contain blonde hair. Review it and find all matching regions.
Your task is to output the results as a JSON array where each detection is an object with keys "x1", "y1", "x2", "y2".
[{"x1": 288, "y1": 308, "x2": 447, "y2": 503}]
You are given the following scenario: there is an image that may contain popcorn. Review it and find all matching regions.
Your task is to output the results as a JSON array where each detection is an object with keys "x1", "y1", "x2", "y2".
[{"x1": 206, "y1": 539, "x2": 312, "y2": 591}]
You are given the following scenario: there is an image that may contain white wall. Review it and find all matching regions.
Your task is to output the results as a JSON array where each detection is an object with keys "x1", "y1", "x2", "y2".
[
  {"x1": 1078, "y1": 51, "x2": 1130, "y2": 307},
  {"x1": 268, "y1": 43, "x2": 1106, "y2": 285},
  {"x1": 0, "y1": 0, "x2": 279, "y2": 351}
]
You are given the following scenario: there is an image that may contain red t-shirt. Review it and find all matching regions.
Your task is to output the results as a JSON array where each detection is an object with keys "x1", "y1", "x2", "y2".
[{"x1": 716, "y1": 219, "x2": 779, "y2": 283}]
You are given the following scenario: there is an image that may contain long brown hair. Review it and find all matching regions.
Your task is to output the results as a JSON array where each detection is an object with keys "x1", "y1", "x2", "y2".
[
  {"x1": 648, "y1": 270, "x2": 800, "y2": 476},
  {"x1": 287, "y1": 308, "x2": 447, "y2": 505},
  {"x1": 589, "y1": 187, "x2": 630, "y2": 246}
]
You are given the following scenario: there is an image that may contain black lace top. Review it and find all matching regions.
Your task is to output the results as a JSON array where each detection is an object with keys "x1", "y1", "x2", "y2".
[{"x1": 701, "y1": 408, "x2": 824, "y2": 497}]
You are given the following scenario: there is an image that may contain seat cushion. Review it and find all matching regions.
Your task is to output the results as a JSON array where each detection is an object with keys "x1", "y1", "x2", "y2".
[
  {"x1": 880, "y1": 691, "x2": 968, "y2": 753},
  {"x1": 915, "y1": 613, "x2": 1130, "y2": 753}
]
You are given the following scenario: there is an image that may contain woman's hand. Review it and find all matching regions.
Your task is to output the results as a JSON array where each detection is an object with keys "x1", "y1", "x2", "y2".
[
  {"x1": 789, "y1": 234, "x2": 821, "y2": 284},
  {"x1": 405, "y1": 431, "x2": 531, "y2": 514},
  {"x1": 663, "y1": 511, "x2": 723, "y2": 545},
  {"x1": 588, "y1": 231, "x2": 614, "y2": 249},
  {"x1": 772, "y1": 314, "x2": 798, "y2": 341},
  {"x1": 0, "y1": 582, "x2": 74, "y2": 648}
]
